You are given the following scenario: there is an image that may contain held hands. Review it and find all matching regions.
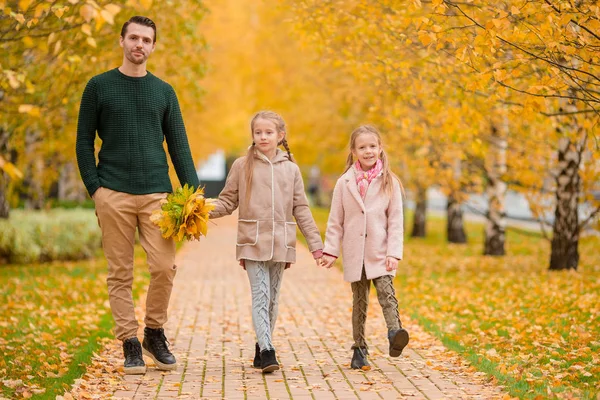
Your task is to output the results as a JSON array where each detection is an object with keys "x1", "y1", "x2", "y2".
[
  {"x1": 385, "y1": 256, "x2": 399, "y2": 271},
  {"x1": 319, "y1": 254, "x2": 336, "y2": 269}
]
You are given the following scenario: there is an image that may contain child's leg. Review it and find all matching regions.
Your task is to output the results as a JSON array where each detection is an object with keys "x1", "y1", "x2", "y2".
[
  {"x1": 373, "y1": 275, "x2": 409, "y2": 357},
  {"x1": 245, "y1": 260, "x2": 274, "y2": 352},
  {"x1": 372, "y1": 275, "x2": 402, "y2": 331},
  {"x1": 267, "y1": 261, "x2": 286, "y2": 335},
  {"x1": 351, "y1": 268, "x2": 371, "y2": 349}
]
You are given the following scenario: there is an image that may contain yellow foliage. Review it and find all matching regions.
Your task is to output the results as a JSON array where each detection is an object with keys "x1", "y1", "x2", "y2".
[
  {"x1": 150, "y1": 185, "x2": 216, "y2": 242},
  {"x1": 0, "y1": 155, "x2": 23, "y2": 180}
]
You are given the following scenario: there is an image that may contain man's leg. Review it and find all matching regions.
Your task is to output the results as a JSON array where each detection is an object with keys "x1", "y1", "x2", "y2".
[
  {"x1": 95, "y1": 188, "x2": 139, "y2": 340},
  {"x1": 94, "y1": 188, "x2": 145, "y2": 374},
  {"x1": 137, "y1": 192, "x2": 177, "y2": 329},
  {"x1": 137, "y1": 192, "x2": 178, "y2": 370}
]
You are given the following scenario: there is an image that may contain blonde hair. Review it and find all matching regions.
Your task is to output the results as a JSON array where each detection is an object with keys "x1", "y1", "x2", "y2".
[
  {"x1": 243, "y1": 110, "x2": 295, "y2": 205},
  {"x1": 344, "y1": 125, "x2": 404, "y2": 198}
]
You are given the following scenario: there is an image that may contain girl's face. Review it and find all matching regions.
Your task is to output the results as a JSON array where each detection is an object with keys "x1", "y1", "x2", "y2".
[
  {"x1": 253, "y1": 118, "x2": 284, "y2": 159},
  {"x1": 352, "y1": 133, "x2": 381, "y2": 171}
]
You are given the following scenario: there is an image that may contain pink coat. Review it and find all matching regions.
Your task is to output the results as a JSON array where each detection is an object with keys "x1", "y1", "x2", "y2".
[{"x1": 323, "y1": 168, "x2": 404, "y2": 282}]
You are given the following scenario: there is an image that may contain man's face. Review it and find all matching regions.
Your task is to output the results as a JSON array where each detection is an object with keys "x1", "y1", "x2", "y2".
[{"x1": 120, "y1": 23, "x2": 155, "y2": 65}]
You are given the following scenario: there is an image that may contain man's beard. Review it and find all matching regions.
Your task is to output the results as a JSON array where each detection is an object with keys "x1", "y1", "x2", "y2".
[{"x1": 127, "y1": 51, "x2": 147, "y2": 65}]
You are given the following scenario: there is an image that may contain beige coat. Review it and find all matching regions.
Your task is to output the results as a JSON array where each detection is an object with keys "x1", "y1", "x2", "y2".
[
  {"x1": 323, "y1": 168, "x2": 404, "y2": 282},
  {"x1": 210, "y1": 149, "x2": 323, "y2": 263}
]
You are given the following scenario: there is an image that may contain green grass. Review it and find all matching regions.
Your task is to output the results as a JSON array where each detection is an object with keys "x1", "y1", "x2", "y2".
[
  {"x1": 0, "y1": 246, "x2": 151, "y2": 399},
  {"x1": 309, "y1": 206, "x2": 600, "y2": 400}
]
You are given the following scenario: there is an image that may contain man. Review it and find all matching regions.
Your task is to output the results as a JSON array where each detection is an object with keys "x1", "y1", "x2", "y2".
[{"x1": 76, "y1": 16, "x2": 199, "y2": 374}]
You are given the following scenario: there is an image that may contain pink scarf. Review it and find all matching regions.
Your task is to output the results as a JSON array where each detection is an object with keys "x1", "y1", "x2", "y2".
[{"x1": 354, "y1": 159, "x2": 383, "y2": 199}]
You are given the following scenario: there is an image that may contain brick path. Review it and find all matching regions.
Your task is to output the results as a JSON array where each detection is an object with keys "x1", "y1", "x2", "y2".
[{"x1": 82, "y1": 214, "x2": 504, "y2": 400}]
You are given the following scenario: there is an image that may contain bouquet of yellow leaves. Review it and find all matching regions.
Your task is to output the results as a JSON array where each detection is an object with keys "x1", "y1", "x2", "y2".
[{"x1": 150, "y1": 184, "x2": 216, "y2": 242}]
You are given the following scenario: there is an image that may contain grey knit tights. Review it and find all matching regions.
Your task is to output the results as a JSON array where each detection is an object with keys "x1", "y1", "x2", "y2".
[{"x1": 245, "y1": 260, "x2": 286, "y2": 352}]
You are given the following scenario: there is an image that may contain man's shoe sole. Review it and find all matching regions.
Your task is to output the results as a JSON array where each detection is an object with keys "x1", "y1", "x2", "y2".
[
  {"x1": 124, "y1": 365, "x2": 146, "y2": 375},
  {"x1": 389, "y1": 329, "x2": 410, "y2": 357},
  {"x1": 261, "y1": 364, "x2": 280, "y2": 373},
  {"x1": 143, "y1": 348, "x2": 178, "y2": 371}
]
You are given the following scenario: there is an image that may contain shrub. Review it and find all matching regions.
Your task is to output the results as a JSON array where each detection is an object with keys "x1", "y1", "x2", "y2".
[{"x1": 0, "y1": 209, "x2": 101, "y2": 264}]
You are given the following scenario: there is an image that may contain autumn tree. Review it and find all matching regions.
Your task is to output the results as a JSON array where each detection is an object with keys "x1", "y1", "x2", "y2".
[
  {"x1": 0, "y1": 0, "x2": 207, "y2": 212},
  {"x1": 423, "y1": 0, "x2": 600, "y2": 268}
]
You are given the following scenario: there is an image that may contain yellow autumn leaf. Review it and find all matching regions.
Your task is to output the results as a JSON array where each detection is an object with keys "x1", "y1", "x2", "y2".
[
  {"x1": 12, "y1": 12, "x2": 25, "y2": 24},
  {"x1": 86, "y1": 37, "x2": 97, "y2": 48},
  {"x1": 22, "y1": 36, "x2": 33, "y2": 47},
  {"x1": 80, "y1": 4, "x2": 95, "y2": 22},
  {"x1": 18, "y1": 0, "x2": 32, "y2": 12},
  {"x1": 18, "y1": 104, "x2": 41, "y2": 117},
  {"x1": 104, "y1": 4, "x2": 121, "y2": 16},
  {"x1": 95, "y1": 15, "x2": 105, "y2": 31},
  {"x1": 139, "y1": 0, "x2": 153, "y2": 9},
  {"x1": 99, "y1": 9, "x2": 114, "y2": 25},
  {"x1": 33, "y1": 3, "x2": 49, "y2": 18},
  {"x1": 0, "y1": 155, "x2": 23, "y2": 180},
  {"x1": 53, "y1": 6, "x2": 67, "y2": 19},
  {"x1": 418, "y1": 31, "x2": 434, "y2": 46},
  {"x1": 81, "y1": 23, "x2": 92, "y2": 36}
]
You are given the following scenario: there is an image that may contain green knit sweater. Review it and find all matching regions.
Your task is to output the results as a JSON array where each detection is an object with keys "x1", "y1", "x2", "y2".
[{"x1": 76, "y1": 68, "x2": 200, "y2": 197}]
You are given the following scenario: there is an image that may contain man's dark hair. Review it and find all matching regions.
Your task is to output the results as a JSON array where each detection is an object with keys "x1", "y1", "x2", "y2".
[{"x1": 120, "y1": 16, "x2": 157, "y2": 43}]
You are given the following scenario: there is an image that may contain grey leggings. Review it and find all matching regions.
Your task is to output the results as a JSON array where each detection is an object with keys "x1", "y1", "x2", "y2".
[
  {"x1": 245, "y1": 260, "x2": 286, "y2": 352},
  {"x1": 351, "y1": 268, "x2": 402, "y2": 349}
]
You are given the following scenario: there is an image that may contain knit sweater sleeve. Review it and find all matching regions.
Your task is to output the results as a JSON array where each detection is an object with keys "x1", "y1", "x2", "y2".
[
  {"x1": 163, "y1": 86, "x2": 200, "y2": 190},
  {"x1": 76, "y1": 78, "x2": 101, "y2": 198}
]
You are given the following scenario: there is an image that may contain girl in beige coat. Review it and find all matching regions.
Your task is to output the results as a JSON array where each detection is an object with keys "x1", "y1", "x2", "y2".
[
  {"x1": 210, "y1": 111, "x2": 323, "y2": 373},
  {"x1": 321, "y1": 125, "x2": 409, "y2": 370}
]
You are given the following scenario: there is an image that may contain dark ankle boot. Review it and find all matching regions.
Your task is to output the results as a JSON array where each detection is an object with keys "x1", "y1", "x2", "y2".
[
  {"x1": 388, "y1": 328, "x2": 409, "y2": 357},
  {"x1": 142, "y1": 327, "x2": 177, "y2": 371},
  {"x1": 123, "y1": 337, "x2": 146, "y2": 375},
  {"x1": 260, "y1": 349, "x2": 280, "y2": 373},
  {"x1": 253, "y1": 343, "x2": 261, "y2": 368},
  {"x1": 350, "y1": 347, "x2": 370, "y2": 370}
]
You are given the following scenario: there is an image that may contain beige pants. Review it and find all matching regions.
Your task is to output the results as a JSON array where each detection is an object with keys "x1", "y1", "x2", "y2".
[{"x1": 94, "y1": 187, "x2": 176, "y2": 341}]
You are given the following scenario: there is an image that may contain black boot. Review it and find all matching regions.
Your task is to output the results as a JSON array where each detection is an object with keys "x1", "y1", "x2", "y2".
[
  {"x1": 142, "y1": 327, "x2": 177, "y2": 371},
  {"x1": 123, "y1": 337, "x2": 146, "y2": 375},
  {"x1": 253, "y1": 343, "x2": 261, "y2": 368},
  {"x1": 350, "y1": 347, "x2": 370, "y2": 370},
  {"x1": 388, "y1": 328, "x2": 409, "y2": 357},
  {"x1": 260, "y1": 349, "x2": 280, "y2": 373}
]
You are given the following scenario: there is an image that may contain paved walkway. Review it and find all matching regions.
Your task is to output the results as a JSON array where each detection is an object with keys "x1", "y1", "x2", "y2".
[{"x1": 69, "y1": 215, "x2": 505, "y2": 400}]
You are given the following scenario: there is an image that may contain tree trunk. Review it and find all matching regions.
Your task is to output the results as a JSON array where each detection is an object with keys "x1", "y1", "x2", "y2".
[
  {"x1": 0, "y1": 129, "x2": 9, "y2": 219},
  {"x1": 58, "y1": 162, "x2": 86, "y2": 201},
  {"x1": 549, "y1": 137, "x2": 581, "y2": 270},
  {"x1": 484, "y1": 119, "x2": 507, "y2": 256},
  {"x1": 411, "y1": 185, "x2": 427, "y2": 237},
  {"x1": 0, "y1": 172, "x2": 9, "y2": 219},
  {"x1": 447, "y1": 193, "x2": 467, "y2": 243}
]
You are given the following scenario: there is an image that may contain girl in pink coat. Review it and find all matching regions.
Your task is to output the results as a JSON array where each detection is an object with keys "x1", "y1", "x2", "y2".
[{"x1": 321, "y1": 125, "x2": 409, "y2": 370}]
